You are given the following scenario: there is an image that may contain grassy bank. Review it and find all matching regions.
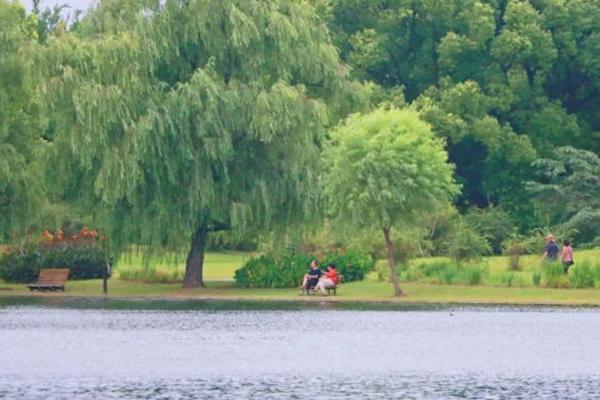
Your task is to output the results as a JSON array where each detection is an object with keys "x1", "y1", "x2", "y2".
[
  {"x1": 3, "y1": 279, "x2": 600, "y2": 306},
  {"x1": 2, "y1": 249, "x2": 600, "y2": 306}
]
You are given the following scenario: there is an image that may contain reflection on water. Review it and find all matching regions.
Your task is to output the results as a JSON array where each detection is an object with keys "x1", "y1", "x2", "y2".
[
  {"x1": 1, "y1": 299, "x2": 600, "y2": 399},
  {"x1": 3, "y1": 375, "x2": 600, "y2": 399}
]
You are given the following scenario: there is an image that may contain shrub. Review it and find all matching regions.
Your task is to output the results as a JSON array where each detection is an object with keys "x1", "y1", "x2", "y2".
[
  {"x1": 447, "y1": 222, "x2": 492, "y2": 261},
  {"x1": 320, "y1": 249, "x2": 375, "y2": 282},
  {"x1": 0, "y1": 243, "x2": 111, "y2": 283},
  {"x1": 502, "y1": 236, "x2": 527, "y2": 271},
  {"x1": 234, "y1": 249, "x2": 374, "y2": 288},
  {"x1": 464, "y1": 207, "x2": 516, "y2": 255},
  {"x1": 542, "y1": 262, "x2": 569, "y2": 288},
  {"x1": 234, "y1": 254, "x2": 310, "y2": 288},
  {"x1": 569, "y1": 261, "x2": 595, "y2": 289}
]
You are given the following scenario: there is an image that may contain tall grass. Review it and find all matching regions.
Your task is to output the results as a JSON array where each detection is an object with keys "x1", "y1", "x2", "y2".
[
  {"x1": 496, "y1": 272, "x2": 529, "y2": 287},
  {"x1": 569, "y1": 261, "x2": 596, "y2": 288},
  {"x1": 532, "y1": 271, "x2": 542, "y2": 286},
  {"x1": 542, "y1": 262, "x2": 569, "y2": 288},
  {"x1": 416, "y1": 261, "x2": 487, "y2": 285}
]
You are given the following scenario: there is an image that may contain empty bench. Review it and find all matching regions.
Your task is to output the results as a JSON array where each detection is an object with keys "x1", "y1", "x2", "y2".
[{"x1": 27, "y1": 268, "x2": 69, "y2": 292}]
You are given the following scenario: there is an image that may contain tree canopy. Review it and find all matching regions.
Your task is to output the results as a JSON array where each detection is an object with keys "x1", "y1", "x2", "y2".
[
  {"x1": 41, "y1": 0, "x2": 364, "y2": 287},
  {"x1": 0, "y1": 1, "x2": 41, "y2": 240},
  {"x1": 528, "y1": 146, "x2": 600, "y2": 243},
  {"x1": 320, "y1": 0, "x2": 600, "y2": 230}
]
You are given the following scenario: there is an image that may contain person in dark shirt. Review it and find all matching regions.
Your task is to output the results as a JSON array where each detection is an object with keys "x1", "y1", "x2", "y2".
[
  {"x1": 300, "y1": 260, "x2": 322, "y2": 293},
  {"x1": 542, "y1": 234, "x2": 560, "y2": 261}
]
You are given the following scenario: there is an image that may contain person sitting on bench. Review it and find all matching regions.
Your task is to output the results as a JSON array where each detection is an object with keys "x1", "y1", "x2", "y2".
[
  {"x1": 300, "y1": 259, "x2": 322, "y2": 293},
  {"x1": 314, "y1": 264, "x2": 340, "y2": 295}
]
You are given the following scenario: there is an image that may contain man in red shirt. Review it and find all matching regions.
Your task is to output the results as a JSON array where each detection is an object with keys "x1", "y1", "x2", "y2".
[{"x1": 314, "y1": 264, "x2": 339, "y2": 295}]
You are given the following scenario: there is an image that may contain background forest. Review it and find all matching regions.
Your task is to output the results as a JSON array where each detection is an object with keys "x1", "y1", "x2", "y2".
[{"x1": 2, "y1": 0, "x2": 600, "y2": 289}]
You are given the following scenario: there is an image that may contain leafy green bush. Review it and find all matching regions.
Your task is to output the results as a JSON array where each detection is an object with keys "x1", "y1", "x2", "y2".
[
  {"x1": 234, "y1": 249, "x2": 374, "y2": 288},
  {"x1": 502, "y1": 236, "x2": 529, "y2": 271},
  {"x1": 569, "y1": 261, "x2": 595, "y2": 289},
  {"x1": 417, "y1": 261, "x2": 486, "y2": 285},
  {"x1": 542, "y1": 262, "x2": 569, "y2": 288},
  {"x1": 465, "y1": 207, "x2": 516, "y2": 255},
  {"x1": 447, "y1": 222, "x2": 492, "y2": 261},
  {"x1": 234, "y1": 254, "x2": 310, "y2": 288},
  {"x1": 320, "y1": 249, "x2": 375, "y2": 282},
  {"x1": 0, "y1": 243, "x2": 111, "y2": 283}
]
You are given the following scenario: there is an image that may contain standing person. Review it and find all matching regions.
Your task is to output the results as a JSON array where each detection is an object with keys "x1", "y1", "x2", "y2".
[
  {"x1": 314, "y1": 264, "x2": 340, "y2": 295},
  {"x1": 541, "y1": 234, "x2": 559, "y2": 262},
  {"x1": 300, "y1": 260, "x2": 322, "y2": 294},
  {"x1": 560, "y1": 240, "x2": 574, "y2": 273}
]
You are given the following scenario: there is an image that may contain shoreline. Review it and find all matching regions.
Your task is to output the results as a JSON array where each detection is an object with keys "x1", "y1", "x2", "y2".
[
  {"x1": 2, "y1": 292, "x2": 600, "y2": 310},
  {"x1": 3, "y1": 278, "x2": 600, "y2": 308}
]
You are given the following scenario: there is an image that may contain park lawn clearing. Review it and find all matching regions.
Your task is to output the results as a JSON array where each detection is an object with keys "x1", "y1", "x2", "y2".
[
  {"x1": 2, "y1": 249, "x2": 600, "y2": 306},
  {"x1": 115, "y1": 251, "x2": 251, "y2": 281}
]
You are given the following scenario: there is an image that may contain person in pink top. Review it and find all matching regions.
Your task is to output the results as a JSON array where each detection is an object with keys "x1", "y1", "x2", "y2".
[
  {"x1": 560, "y1": 240, "x2": 574, "y2": 273},
  {"x1": 314, "y1": 264, "x2": 339, "y2": 295}
]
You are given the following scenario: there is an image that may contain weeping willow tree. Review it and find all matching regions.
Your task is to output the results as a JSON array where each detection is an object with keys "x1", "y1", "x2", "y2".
[
  {"x1": 0, "y1": 1, "x2": 42, "y2": 240},
  {"x1": 41, "y1": 0, "x2": 363, "y2": 287}
]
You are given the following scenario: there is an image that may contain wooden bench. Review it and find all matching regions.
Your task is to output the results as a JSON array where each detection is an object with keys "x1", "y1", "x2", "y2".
[
  {"x1": 302, "y1": 275, "x2": 343, "y2": 296},
  {"x1": 27, "y1": 268, "x2": 69, "y2": 292}
]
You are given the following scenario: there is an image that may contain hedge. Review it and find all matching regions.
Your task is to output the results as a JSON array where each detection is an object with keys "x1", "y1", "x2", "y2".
[
  {"x1": 0, "y1": 243, "x2": 112, "y2": 283},
  {"x1": 234, "y1": 249, "x2": 375, "y2": 288}
]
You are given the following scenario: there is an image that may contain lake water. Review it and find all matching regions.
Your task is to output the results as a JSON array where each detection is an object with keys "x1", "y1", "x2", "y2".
[{"x1": 1, "y1": 298, "x2": 600, "y2": 399}]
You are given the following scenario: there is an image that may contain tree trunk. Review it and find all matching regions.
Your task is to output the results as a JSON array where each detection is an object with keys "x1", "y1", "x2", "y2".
[
  {"x1": 383, "y1": 226, "x2": 405, "y2": 297},
  {"x1": 183, "y1": 226, "x2": 208, "y2": 289}
]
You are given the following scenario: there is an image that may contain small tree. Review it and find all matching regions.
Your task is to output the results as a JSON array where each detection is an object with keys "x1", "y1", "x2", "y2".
[{"x1": 323, "y1": 108, "x2": 458, "y2": 296}]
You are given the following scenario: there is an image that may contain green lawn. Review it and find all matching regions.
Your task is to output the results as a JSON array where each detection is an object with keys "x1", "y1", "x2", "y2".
[
  {"x1": 2, "y1": 249, "x2": 600, "y2": 306},
  {"x1": 115, "y1": 250, "x2": 252, "y2": 281},
  {"x1": 3, "y1": 279, "x2": 600, "y2": 306}
]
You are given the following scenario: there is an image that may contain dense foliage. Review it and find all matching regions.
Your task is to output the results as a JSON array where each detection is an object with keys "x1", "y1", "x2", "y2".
[
  {"x1": 318, "y1": 0, "x2": 600, "y2": 232},
  {"x1": 528, "y1": 146, "x2": 600, "y2": 244},
  {"x1": 0, "y1": 242, "x2": 110, "y2": 283},
  {"x1": 0, "y1": 2, "x2": 41, "y2": 240},
  {"x1": 234, "y1": 250, "x2": 374, "y2": 288}
]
